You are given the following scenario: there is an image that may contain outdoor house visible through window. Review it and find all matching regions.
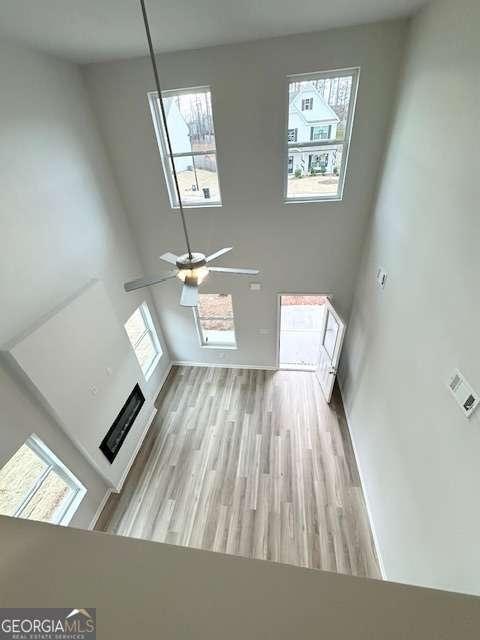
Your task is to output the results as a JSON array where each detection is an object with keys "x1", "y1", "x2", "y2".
[
  {"x1": 0, "y1": 435, "x2": 86, "y2": 526},
  {"x1": 195, "y1": 294, "x2": 236, "y2": 348},
  {"x1": 124, "y1": 303, "x2": 162, "y2": 380},
  {"x1": 148, "y1": 86, "x2": 222, "y2": 208},
  {"x1": 285, "y1": 68, "x2": 359, "y2": 202}
]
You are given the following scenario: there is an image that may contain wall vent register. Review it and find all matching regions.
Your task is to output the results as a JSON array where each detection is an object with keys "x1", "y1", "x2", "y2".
[{"x1": 447, "y1": 369, "x2": 479, "y2": 418}]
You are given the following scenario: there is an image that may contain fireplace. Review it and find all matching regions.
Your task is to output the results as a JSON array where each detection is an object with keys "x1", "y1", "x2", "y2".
[{"x1": 100, "y1": 384, "x2": 145, "y2": 463}]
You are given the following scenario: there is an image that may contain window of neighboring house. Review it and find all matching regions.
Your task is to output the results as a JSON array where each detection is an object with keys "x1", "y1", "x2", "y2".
[
  {"x1": 310, "y1": 125, "x2": 331, "y2": 141},
  {"x1": 194, "y1": 294, "x2": 237, "y2": 348},
  {"x1": 302, "y1": 97, "x2": 313, "y2": 110},
  {"x1": 286, "y1": 68, "x2": 360, "y2": 202},
  {"x1": 125, "y1": 303, "x2": 163, "y2": 380},
  {"x1": 0, "y1": 435, "x2": 86, "y2": 526},
  {"x1": 288, "y1": 155, "x2": 294, "y2": 174},
  {"x1": 287, "y1": 128, "x2": 298, "y2": 143},
  {"x1": 148, "y1": 86, "x2": 222, "y2": 209}
]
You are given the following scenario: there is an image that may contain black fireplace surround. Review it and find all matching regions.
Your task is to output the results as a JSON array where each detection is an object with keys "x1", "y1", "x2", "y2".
[{"x1": 100, "y1": 384, "x2": 145, "y2": 463}]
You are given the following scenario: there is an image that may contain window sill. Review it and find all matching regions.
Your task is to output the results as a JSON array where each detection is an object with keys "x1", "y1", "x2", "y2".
[
  {"x1": 200, "y1": 344, "x2": 237, "y2": 350},
  {"x1": 284, "y1": 196, "x2": 344, "y2": 205},
  {"x1": 143, "y1": 353, "x2": 162, "y2": 382},
  {"x1": 171, "y1": 203, "x2": 222, "y2": 211}
]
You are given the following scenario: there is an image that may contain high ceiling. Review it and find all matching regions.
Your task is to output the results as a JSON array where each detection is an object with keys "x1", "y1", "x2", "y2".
[{"x1": 0, "y1": 0, "x2": 427, "y2": 64}]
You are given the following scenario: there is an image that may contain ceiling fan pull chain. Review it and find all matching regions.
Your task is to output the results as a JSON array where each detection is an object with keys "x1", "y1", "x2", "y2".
[{"x1": 140, "y1": 0, "x2": 193, "y2": 260}]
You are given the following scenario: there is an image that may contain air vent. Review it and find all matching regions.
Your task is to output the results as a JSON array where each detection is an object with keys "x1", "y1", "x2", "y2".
[{"x1": 447, "y1": 369, "x2": 479, "y2": 419}]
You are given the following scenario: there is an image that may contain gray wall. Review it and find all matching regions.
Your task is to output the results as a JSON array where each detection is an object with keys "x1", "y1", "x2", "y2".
[
  {"x1": 340, "y1": 0, "x2": 480, "y2": 595},
  {"x1": 0, "y1": 37, "x2": 170, "y2": 528},
  {"x1": 84, "y1": 20, "x2": 408, "y2": 367}
]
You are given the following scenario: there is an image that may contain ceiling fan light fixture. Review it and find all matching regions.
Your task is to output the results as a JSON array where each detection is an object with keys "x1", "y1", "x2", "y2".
[{"x1": 177, "y1": 266, "x2": 209, "y2": 285}]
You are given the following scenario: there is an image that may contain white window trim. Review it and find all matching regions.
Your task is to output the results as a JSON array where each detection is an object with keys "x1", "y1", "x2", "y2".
[
  {"x1": 126, "y1": 303, "x2": 163, "y2": 381},
  {"x1": 148, "y1": 85, "x2": 223, "y2": 211},
  {"x1": 284, "y1": 67, "x2": 360, "y2": 204},
  {"x1": 11, "y1": 434, "x2": 86, "y2": 526},
  {"x1": 193, "y1": 298, "x2": 237, "y2": 349}
]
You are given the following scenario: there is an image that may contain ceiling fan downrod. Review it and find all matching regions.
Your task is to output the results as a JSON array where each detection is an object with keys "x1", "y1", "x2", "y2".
[{"x1": 140, "y1": 0, "x2": 193, "y2": 260}]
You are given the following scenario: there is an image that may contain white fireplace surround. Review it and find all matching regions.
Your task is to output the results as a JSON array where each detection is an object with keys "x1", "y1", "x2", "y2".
[{"x1": 7, "y1": 280, "x2": 157, "y2": 491}]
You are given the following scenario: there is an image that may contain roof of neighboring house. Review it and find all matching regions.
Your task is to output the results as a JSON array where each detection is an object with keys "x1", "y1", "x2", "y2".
[{"x1": 289, "y1": 86, "x2": 339, "y2": 124}]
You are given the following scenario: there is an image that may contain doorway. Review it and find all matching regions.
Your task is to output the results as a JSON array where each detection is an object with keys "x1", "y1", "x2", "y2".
[{"x1": 278, "y1": 294, "x2": 327, "y2": 370}]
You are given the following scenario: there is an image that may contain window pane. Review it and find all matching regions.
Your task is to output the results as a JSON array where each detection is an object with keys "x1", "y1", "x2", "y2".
[
  {"x1": 197, "y1": 294, "x2": 236, "y2": 346},
  {"x1": 287, "y1": 145, "x2": 343, "y2": 199},
  {"x1": 162, "y1": 90, "x2": 216, "y2": 155},
  {"x1": 198, "y1": 294, "x2": 234, "y2": 319},
  {"x1": 0, "y1": 444, "x2": 48, "y2": 516},
  {"x1": 125, "y1": 308, "x2": 146, "y2": 345},
  {"x1": 172, "y1": 154, "x2": 220, "y2": 206},
  {"x1": 136, "y1": 332, "x2": 157, "y2": 373},
  {"x1": 288, "y1": 75, "x2": 353, "y2": 145},
  {"x1": 20, "y1": 469, "x2": 72, "y2": 523}
]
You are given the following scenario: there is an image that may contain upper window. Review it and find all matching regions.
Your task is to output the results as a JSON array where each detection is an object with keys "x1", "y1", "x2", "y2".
[
  {"x1": 195, "y1": 294, "x2": 236, "y2": 348},
  {"x1": 125, "y1": 303, "x2": 163, "y2": 380},
  {"x1": 302, "y1": 97, "x2": 313, "y2": 111},
  {"x1": 0, "y1": 435, "x2": 86, "y2": 526},
  {"x1": 149, "y1": 86, "x2": 222, "y2": 209},
  {"x1": 285, "y1": 68, "x2": 359, "y2": 202}
]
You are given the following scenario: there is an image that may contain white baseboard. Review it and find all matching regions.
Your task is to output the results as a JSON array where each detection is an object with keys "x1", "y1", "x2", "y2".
[
  {"x1": 88, "y1": 488, "x2": 113, "y2": 530},
  {"x1": 172, "y1": 360, "x2": 277, "y2": 371},
  {"x1": 337, "y1": 377, "x2": 387, "y2": 580}
]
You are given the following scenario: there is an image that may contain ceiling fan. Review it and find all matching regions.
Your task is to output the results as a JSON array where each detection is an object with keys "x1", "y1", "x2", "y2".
[{"x1": 124, "y1": 0, "x2": 259, "y2": 307}]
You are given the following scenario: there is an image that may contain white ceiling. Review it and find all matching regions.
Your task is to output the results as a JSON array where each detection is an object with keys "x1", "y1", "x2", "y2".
[{"x1": 0, "y1": 0, "x2": 427, "y2": 64}]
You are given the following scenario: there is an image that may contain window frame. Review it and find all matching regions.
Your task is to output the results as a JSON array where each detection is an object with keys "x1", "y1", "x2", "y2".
[
  {"x1": 148, "y1": 85, "x2": 223, "y2": 210},
  {"x1": 284, "y1": 67, "x2": 360, "y2": 204},
  {"x1": 1, "y1": 434, "x2": 86, "y2": 526},
  {"x1": 193, "y1": 294, "x2": 237, "y2": 349},
  {"x1": 125, "y1": 302, "x2": 163, "y2": 381}
]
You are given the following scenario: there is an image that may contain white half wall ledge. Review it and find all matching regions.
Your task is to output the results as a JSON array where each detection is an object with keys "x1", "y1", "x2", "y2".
[
  {"x1": 8, "y1": 279, "x2": 157, "y2": 491},
  {"x1": 1, "y1": 515, "x2": 480, "y2": 640}
]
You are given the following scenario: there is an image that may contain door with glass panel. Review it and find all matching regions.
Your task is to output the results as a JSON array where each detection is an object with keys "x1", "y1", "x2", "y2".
[{"x1": 316, "y1": 299, "x2": 346, "y2": 403}]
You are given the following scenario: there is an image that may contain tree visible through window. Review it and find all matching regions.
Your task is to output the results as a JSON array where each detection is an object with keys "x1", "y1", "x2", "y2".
[
  {"x1": 195, "y1": 294, "x2": 236, "y2": 347},
  {"x1": 149, "y1": 86, "x2": 222, "y2": 208},
  {"x1": 124, "y1": 303, "x2": 163, "y2": 380},
  {"x1": 286, "y1": 68, "x2": 359, "y2": 202},
  {"x1": 0, "y1": 435, "x2": 86, "y2": 525}
]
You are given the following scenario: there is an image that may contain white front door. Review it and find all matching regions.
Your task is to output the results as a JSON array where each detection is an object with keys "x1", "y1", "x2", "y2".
[{"x1": 316, "y1": 299, "x2": 346, "y2": 403}]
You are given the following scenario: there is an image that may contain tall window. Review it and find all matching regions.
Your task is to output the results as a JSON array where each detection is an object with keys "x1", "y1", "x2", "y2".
[
  {"x1": 0, "y1": 435, "x2": 86, "y2": 526},
  {"x1": 149, "y1": 86, "x2": 222, "y2": 209},
  {"x1": 195, "y1": 294, "x2": 236, "y2": 348},
  {"x1": 125, "y1": 303, "x2": 162, "y2": 380},
  {"x1": 285, "y1": 68, "x2": 359, "y2": 202}
]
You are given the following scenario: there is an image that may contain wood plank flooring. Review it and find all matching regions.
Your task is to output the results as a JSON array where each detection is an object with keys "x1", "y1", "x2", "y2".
[{"x1": 96, "y1": 366, "x2": 380, "y2": 578}]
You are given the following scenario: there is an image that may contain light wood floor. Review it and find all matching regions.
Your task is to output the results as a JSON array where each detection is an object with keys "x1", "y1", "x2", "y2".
[{"x1": 96, "y1": 366, "x2": 380, "y2": 578}]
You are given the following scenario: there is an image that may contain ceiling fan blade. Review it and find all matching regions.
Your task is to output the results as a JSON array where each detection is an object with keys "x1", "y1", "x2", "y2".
[
  {"x1": 159, "y1": 252, "x2": 179, "y2": 265},
  {"x1": 180, "y1": 278, "x2": 199, "y2": 307},
  {"x1": 206, "y1": 247, "x2": 233, "y2": 263},
  {"x1": 124, "y1": 270, "x2": 177, "y2": 292},
  {"x1": 209, "y1": 267, "x2": 259, "y2": 275}
]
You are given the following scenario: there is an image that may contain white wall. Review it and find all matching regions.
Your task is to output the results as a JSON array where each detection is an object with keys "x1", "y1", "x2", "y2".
[
  {"x1": 340, "y1": 0, "x2": 480, "y2": 595},
  {"x1": 84, "y1": 20, "x2": 408, "y2": 367},
  {"x1": 0, "y1": 37, "x2": 170, "y2": 527}
]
